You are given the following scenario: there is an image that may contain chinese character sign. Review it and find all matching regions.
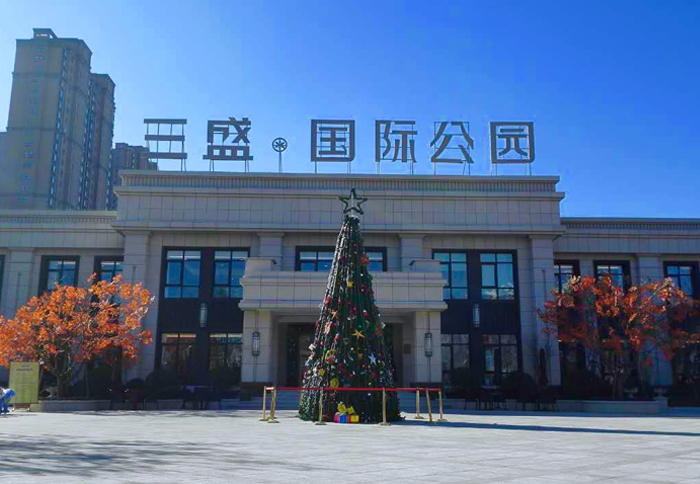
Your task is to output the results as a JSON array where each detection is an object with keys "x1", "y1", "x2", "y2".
[
  {"x1": 430, "y1": 121, "x2": 474, "y2": 164},
  {"x1": 311, "y1": 119, "x2": 355, "y2": 162},
  {"x1": 375, "y1": 120, "x2": 417, "y2": 163},
  {"x1": 490, "y1": 122, "x2": 535, "y2": 164},
  {"x1": 203, "y1": 117, "x2": 253, "y2": 163}
]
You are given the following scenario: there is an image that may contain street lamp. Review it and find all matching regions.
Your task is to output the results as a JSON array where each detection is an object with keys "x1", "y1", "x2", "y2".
[
  {"x1": 252, "y1": 331, "x2": 261, "y2": 357},
  {"x1": 424, "y1": 332, "x2": 433, "y2": 358},
  {"x1": 472, "y1": 303, "x2": 480, "y2": 328},
  {"x1": 198, "y1": 302, "x2": 208, "y2": 328}
]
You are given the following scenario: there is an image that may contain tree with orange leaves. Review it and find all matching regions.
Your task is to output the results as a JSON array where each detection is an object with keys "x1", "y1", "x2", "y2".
[
  {"x1": 0, "y1": 275, "x2": 153, "y2": 398},
  {"x1": 538, "y1": 275, "x2": 699, "y2": 399}
]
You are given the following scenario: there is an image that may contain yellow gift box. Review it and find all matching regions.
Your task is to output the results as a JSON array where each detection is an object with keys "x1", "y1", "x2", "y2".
[{"x1": 350, "y1": 415, "x2": 360, "y2": 423}]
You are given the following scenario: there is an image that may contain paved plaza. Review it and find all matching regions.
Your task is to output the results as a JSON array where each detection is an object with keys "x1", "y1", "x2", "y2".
[{"x1": 1, "y1": 409, "x2": 700, "y2": 483}]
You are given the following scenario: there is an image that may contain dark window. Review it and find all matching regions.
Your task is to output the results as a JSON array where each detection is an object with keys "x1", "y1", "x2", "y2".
[
  {"x1": 209, "y1": 333, "x2": 243, "y2": 372},
  {"x1": 480, "y1": 253, "x2": 515, "y2": 300},
  {"x1": 441, "y1": 334, "x2": 469, "y2": 385},
  {"x1": 160, "y1": 333, "x2": 197, "y2": 381},
  {"x1": 433, "y1": 251, "x2": 468, "y2": 300},
  {"x1": 297, "y1": 247, "x2": 386, "y2": 272},
  {"x1": 164, "y1": 250, "x2": 201, "y2": 299},
  {"x1": 595, "y1": 262, "x2": 628, "y2": 288},
  {"x1": 665, "y1": 263, "x2": 696, "y2": 298},
  {"x1": 213, "y1": 250, "x2": 248, "y2": 298},
  {"x1": 97, "y1": 258, "x2": 123, "y2": 282},
  {"x1": 42, "y1": 257, "x2": 79, "y2": 292},
  {"x1": 483, "y1": 334, "x2": 519, "y2": 386},
  {"x1": 554, "y1": 262, "x2": 577, "y2": 292}
]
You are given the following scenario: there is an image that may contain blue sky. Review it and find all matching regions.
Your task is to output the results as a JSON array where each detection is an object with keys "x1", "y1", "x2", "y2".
[{"x1": 1, "y1": 1, "x2": 698, "y2": 217}]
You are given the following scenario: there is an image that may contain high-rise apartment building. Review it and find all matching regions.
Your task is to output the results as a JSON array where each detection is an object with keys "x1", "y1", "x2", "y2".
[
  {"x1": 0, "y1": 28, "x2": 115, "y2": 210},
  {"x1": 103, "y1": 143, "x2": 155, "y2": 210}
]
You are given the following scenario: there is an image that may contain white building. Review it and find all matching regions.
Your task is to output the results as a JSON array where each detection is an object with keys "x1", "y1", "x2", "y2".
[{"x1": 1, "y1": 171, "x2": 699, "y2": 391}]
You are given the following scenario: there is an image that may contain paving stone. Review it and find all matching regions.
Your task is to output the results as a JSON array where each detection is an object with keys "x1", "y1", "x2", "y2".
[{"x1": 1, "y1": 409, "x2": 699, "y2": 483}]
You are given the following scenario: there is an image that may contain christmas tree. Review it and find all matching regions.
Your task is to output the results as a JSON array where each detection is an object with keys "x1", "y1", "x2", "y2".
[{"x1": 299, "y1": 189, "x2": 401, "y2": 423}]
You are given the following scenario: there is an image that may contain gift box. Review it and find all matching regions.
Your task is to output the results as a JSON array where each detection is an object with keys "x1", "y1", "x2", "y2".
[
  {"x1": 333, "y1": 412, "x2": 341, "y2": 423},
  {"x1": 350, "y1": 415, "x2": 360, "y2": 423},
  {"x1": 339, "y1": 414, "x2": 348, "y2": 423}
]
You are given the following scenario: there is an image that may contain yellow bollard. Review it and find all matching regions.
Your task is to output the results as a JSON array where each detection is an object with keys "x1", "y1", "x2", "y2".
[
  {"x1": 259, "y1": 386, "x2": 268, "y2": 421},
  {"x1": 415, "y1": 389, "x2": 424, "y2": 420},
  {"x1": 438, "y1": 390, "x2": 448, "y2": 422},
  {"x1": 267, "y1": 387, "x2": 279, "y2": 423},
  {"x1": 379, "y1": 388, "x2": 391, "y2": 426},
  {"x1": 425, "y1": 388, "x2": 434, "y2": 423},
  {"x1": 315, "y1": 387, "x2": 326, "y2": 425}
]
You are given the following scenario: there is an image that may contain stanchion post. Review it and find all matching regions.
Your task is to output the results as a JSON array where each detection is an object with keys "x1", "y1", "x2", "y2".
[
  {"x1": 267, "y1": 387, "x2": 279, "y2": 423},
  {"x1": 315, "y1": 387, "x2": 326, "y2": 425},
  {"x1": 259, "y1": 386, "x2": 268, "y2": 421},
  {"x1": 425, "y1": 388, "x2": 434, "y2": 423},
  {"x1": 379, "y1": 388, "x2": 391, "y2": 426},
  {"x1": 438, "y1": 389, "x2": 448, "y2": 422},
  {"x1": 415, "y1": 388, "x2": 424, "y2": 420}
]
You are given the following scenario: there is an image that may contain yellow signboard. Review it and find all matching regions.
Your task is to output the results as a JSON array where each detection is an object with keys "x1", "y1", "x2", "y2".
[{"x1": 9, "y1": 362, "x2": 41, "y2": 405}]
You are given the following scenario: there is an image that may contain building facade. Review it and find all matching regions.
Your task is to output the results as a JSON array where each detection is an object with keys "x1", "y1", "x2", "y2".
[
  {"x1": 105, "y1": 143, "x2": 155, "y2": 210},
  {"x1": 0, "y1": 29, "x2": 115, "y2": 210},
  {"x1": 0, "y1": 171, "x2": 698, "y2": 390}
]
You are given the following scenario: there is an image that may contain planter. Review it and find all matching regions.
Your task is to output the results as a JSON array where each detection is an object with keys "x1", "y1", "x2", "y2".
[
  {"x1": 29, "y1": 400, "x2": 111, "y2": 412},
  {"x1": 558, "y1": 398, "x2": 668, "y2": 414}
]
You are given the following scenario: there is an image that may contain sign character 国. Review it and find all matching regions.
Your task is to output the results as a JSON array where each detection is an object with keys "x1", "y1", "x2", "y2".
[{"x1": 311, "y1": 120, "x2": 355, "y2": 162}]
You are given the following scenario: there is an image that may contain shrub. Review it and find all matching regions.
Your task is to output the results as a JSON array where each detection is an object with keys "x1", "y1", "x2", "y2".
[
  {"x1": 501, "y1": 371, "x2": 538, "y2": 400},
  {"x1": 449, "y1": 367, "x2": 483, "y2": 398},
  {"x1": 561, "y1": 368, "x2": 611, "y2": 400},
  {"x1": 144, "y1": 368, "x2": 181, "y2": 399}
]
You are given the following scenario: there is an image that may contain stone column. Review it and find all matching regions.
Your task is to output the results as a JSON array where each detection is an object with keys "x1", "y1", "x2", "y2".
[
  {"x1": 528, "y1": 236, "x2": 561, "y2": 386},
  {"x1": 2, "y1": 249, "x2": 34, "y2": 317},
  {"x1": 122, "y1": 231, "x2": 153, "y2": 380},
  {"x1": 257, "y1": 233, "x2": 284, "y2": 268},
  {"x1": 410, "y1": 311, "x2": 442, "y2": 384},
  {"x1": 241, "y1": 310, "x2": 275, "y2": 385},
  {"x1": 400, "y1": 235, "x2": 425, "y2": 271},
  {"x1": 637, "y1": 255, "x2": 672, "y2": 386}
]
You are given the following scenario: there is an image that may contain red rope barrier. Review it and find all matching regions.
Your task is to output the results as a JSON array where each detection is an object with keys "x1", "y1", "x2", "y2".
[{"x1": 266, "y1": 386, "x2": 442, "y2": 393}]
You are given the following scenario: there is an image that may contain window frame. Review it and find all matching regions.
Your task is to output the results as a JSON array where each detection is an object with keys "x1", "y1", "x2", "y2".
[
  {"x1": 433, "y1": 249, "x2": 469, "y2": 300},
  {"x1": 295, "y1": 246, "x2": 387, "y2": 272},
  {"x1": 441, "y1": 333, "x2": 470, "y2": 384},
  {"x1": 159, "y1": 332, "x2": 198, "y2": 381},
  {"x1": 208, "y1": 332, "x2": 243, "y2": 371},
  {"x1": 554, "y1": 260, "x2": 580, "y2": 293},
  {"x1": 664, "y1": 261, "x2": 699, "y2": 299},
  {"x1": 479, "y1": 251, "x2": 516, "y2": 301},
  {"x1": 162, "y1": 249, "x2": 202, "y2": 299},
  {"x1": 39, "y1": 255, "x2": 80, "y2": 294},
  {"x1": 94, "y1": 256, "x2": 124, "y2": 283},
  {"x1": 594, "y1": 260, "x2": 631, "y2": 289},
  {"x1": 482, "y1": 333, "x2": 519, "y2": 386},
  {"x1": 212, "y1": 249, "x2": 249, "y2": 299}
]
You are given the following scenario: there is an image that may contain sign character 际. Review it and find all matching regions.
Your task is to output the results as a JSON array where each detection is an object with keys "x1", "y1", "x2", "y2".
[{"x1": 375, "y1": 120, "x2": 417, "y2": 164}]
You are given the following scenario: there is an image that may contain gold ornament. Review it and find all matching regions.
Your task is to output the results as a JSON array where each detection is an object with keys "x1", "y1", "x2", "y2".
[
  {"x1": 330, "y1": 378, "x2": 340, "y2": 388},
  {"x1": 351, "y1": 329, "x2": 365, "y2": 340}
]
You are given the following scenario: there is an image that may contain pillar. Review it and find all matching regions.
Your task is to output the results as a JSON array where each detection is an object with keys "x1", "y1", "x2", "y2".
[
  {"x1": 637, "y1": 255, "x2": 672, "y2": 386},
  {"x1": 410, "y1": 311, "x2": 442, "y2": 384},
  {"x1": 257, "y1": 233, "x2": 284, "y2": 268},
  {"x1": 122, "y1": 231, "x2": 153, "y2": 380},
  {"x1": 1, "y1": 249, "x2": 34, "y2": 317},
  {"x1": 241, "y1": 310, "x2": 275, "y2": 385},
  {"x1": 528, "y1": 236, "x2": 561, "y2": 386}
]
